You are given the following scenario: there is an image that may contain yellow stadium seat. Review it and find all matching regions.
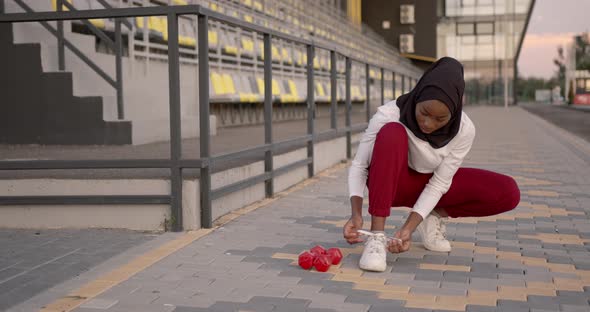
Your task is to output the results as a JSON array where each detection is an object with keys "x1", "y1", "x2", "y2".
[
  {"x1": 256, "y1": 78, "x2": 281, "y2": 96},
  {"x1": 313, "y1": 57, "x2": 320, "y2": 70},
  {"x1": 157, "y1": 18, "x2": 196, "y2": 47},
  {"x1": 236, "y1": 75, "x2": 260, "y2": 103},
  {"x1": 272, "y1": 47, "x2": 281, "y2": 62},
  {"x1": 243, "y1": 15, "x2": 253, "y2": 23},
  {"x1": 281, "y1": 48, "x2": 293, "y2": 65},
  {"x1": 221, "y1": 74, "x2": 237, "y2": 95},
  {"x1": 51, "y1": 0, "x2": 70, "y2": 11},
  {"x1": 221, "y1": 31, "x2": 239, "y2": 55},
  {"x1": 210, "y1": 72, "x2": 225, "y2": 96},
  {"x1": 316, "y1": 82, "x2": 325, "y2": 97},
  {"x1": 209, "y1": 30, "x2": 218, "y2": 46},
  {"x1": 240, "y1": 38, "x2": 255, "y2": 57},
  {"x1": 210, "y1": 72, "x2": 240, "y2": 103},
  {"x1": 243, "y1": 0, "x2": 253, "y2": 7},
  {"x1": 280, "y1": 80, "x2": 303, "y2": 103},
  {"x1": 135, "y1": 16, "x2": 165, "y2": 40},
  {"x1": 294, "y1": 50, "x2": 304, "y2": 67},
  {"x1": 253, "y1": 1, "x2": 263, "y2": 11},
  {"x1": 54, "y1": 1, "x2": 106, "y2": 29},
  {"x1": 315, "y1": 82, "x2": 331, "y2": 102}
]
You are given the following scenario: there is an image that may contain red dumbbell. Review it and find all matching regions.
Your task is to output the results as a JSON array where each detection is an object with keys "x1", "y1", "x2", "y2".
[
  {"x1": 310, "y1": 245, "x2": 326, "y2": 256},
  {"x1": 327, "y1": 248, "x2": 343, "y2": 265},
  {"x1": 298, "y1": 251, "x2": 315, "y2": 270},
  {"x1": 313, "y1": 254, "x2": 332, "y2": 272}
]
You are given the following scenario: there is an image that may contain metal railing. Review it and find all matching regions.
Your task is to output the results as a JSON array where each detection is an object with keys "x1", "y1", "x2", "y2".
[{"x1": 0, "y1": 4, "x2": 417, "y2": 231}]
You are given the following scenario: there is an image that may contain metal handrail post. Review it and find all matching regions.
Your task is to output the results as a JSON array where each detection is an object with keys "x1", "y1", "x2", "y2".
[
  {"x1": 401, "y1": 75, "x2": 405, "y2": 95},
  {"x1": 345, "y1": 57, "x2": 351, "y2": 159},
  {"x1": 115, "y1": 19, "x2": 124, "y2": 120},
  {"x1": 365, "y1": 63, "x2": 370, "y2": 123},
  {"x1": 380, "y1": 67, "x2": 384, "y2": 106},
  {"x1": 306, "y1": 44, "x2": 314, "y2": 177},
  {"x1": 392, "y1": 71, "x2": 396, "y2": 100},
  {"x1": 57, "y1": 0, "x2": 65, "y2": 71},
  {"x1": 198, "y1": 14, "x2": 212, "y2": 229},
  {"x1": 263, "y1": 33, "x2": 273, "y2": 197},
  {"x1": 167, "y1": 12, "x2": 182, "y2": 232},
  {"x1": 330, "y1": 50, "x2": 337, "y2": 129}
]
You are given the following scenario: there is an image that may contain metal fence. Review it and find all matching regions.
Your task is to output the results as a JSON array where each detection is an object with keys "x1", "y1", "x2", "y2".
[{"x1": 0, "y1": 4, "x2": 418, "y2": 231}]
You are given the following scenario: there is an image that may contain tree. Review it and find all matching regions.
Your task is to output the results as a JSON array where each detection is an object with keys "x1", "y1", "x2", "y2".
[
  {"x1": 575, "y1": 33, "x2": 590, "y2": 70},
  {"x1": 553, "y1": 45, "x2": 566, "y2": 98},
  {"x1": 515, "y1": 77, "x2": 556, "y2": 102}
]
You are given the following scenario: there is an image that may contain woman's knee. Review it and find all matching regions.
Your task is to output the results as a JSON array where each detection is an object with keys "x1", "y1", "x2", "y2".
[
  {"x1": 376, "y1": 122, "x2": 407, "y2": 143},
  {"x1": 499, "y1": 175, "x2": 520, "y2": 213}
]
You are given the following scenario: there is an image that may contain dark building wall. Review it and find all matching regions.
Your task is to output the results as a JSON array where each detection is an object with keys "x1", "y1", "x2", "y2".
[{"x1": 361, "y1": 0, "x2": 438, "y2": 59}]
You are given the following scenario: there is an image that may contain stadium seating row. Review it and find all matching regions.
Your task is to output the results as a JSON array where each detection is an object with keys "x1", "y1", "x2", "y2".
[
  {"x1": 56, "y1": 1, "x2": 376, "y2": 72},
  {"x1": 209, "y1": 71, "x2": 367, "y2": 104}
]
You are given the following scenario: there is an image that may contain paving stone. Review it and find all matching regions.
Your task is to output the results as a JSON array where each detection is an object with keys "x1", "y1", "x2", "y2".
[
  {"x1": 560, "y1": 304, "x2": 590, "y2": 312},
  {"x1": 496, "y1": 300, "x2": 531, "y2": 312},
  {"x1": 465, "y1": 305, "x2": 499, "y2": 312},
  {"x1": 526, "y1": 295, "x2": 561, "y2": 310}
]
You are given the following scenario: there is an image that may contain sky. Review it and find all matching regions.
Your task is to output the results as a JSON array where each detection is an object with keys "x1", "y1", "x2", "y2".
[{"x1": 518, "y1": 0, "x2": 590, "y2": 79}]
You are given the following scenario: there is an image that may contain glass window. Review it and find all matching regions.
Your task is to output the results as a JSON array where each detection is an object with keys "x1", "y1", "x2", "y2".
[
  {"x1": 478, "y1": 35, "x2": 493, "y2": 44},
  {"x1": 476, "y1": 22, "x2": 494, "y2": 35},
  {"x1": 586, "y1": 79, "x2": 590, "y2": 92},
  {"x1": 457, "y1": 23, "x2": 475, "y2": 35}
]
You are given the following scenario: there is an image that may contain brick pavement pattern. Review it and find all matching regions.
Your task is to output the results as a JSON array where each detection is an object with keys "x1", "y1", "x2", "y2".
[
  {"x1": 65, "y1": 106, "x2": 590, "y2": 312},
  {"x1": 0, "y1": 229, "x2": 155, "y2": 311}
]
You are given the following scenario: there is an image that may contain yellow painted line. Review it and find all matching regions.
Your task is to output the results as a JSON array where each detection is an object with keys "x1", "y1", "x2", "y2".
[
  {"x1": 523, "y1": 190, "x2": 562, "y2": 197},
  {"x1": 511, "y1": 175, "x2": 560, "y2": 186},
  {"x1": 519, "y1": 233, "x2": 590, "y2": 245},
  {"x1": 514, "y1": 167, "x2": 545, "y2": 173},
  {"x1": 40, "y1": 229, "x2": 212, "y2": 312},
  {"x1": 419, "y1": 263, "x2": 471, "y2": 272}
]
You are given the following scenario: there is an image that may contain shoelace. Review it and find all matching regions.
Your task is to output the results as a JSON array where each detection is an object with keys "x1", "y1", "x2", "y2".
[
  {"x1": 358, "y1": 230, "x2": 403, "y2": 245},
  {"x1": 366, "y1": 235, "x2": 386, "y2": 254},
  {"x1": 432, "y1": 216, "x2": 448, "y2": 241}
]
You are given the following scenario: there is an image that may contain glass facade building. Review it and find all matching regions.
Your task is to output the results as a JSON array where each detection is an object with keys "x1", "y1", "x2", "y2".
[{"x1": 436, "y1": 0, "x2": 534, "y2": 105}]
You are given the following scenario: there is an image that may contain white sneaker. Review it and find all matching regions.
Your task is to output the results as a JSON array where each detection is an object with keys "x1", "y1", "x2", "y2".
[
  {"x1": 416, "y1": 213, "x2": 451, "y2": 252},
  {"x1": 358, "y1": 232, "x2": 387, "y2": 272}
]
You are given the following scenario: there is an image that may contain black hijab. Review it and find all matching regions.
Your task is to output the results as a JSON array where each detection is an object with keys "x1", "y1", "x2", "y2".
[{"x1": 396, "y1": 57, "x2": 465, "y2": 149}]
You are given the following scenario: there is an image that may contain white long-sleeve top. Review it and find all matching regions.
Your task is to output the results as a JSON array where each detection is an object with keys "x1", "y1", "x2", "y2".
[{"x1": 348, "y1": 100, "x2": 476, "y2": 220}]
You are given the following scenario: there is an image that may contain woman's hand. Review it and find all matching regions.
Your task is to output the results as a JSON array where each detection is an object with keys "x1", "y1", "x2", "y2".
[
  {"x1": 387, "y1": 228, "x2": 412, "y2": 253},
  {"x1": 343, "y1": 215, "x2": 364, "y2": 244}
]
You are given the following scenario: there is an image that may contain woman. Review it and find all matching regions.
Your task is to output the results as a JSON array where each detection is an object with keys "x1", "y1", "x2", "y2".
[{"x1": 343, "y1": 57, "x2": 520, "y2": 272}]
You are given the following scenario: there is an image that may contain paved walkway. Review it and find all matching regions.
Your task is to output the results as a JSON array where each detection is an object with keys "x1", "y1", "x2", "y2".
[{"x1": 7, "y1": 106, "x2": 590, "y2": 312}]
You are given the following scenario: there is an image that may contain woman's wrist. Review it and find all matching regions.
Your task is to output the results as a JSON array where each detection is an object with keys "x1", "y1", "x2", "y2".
[
  {"x1": 350, "y1": 196, "x2": 363, "y2": 218},
  {"x1": 402, "y1": 212, "x2": 424, "y2": 233}
]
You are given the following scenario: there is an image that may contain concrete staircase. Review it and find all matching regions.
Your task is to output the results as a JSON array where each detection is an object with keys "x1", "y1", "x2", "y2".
[{"x1": 0, "y1": 23, "x2": 132, "y2": 145}]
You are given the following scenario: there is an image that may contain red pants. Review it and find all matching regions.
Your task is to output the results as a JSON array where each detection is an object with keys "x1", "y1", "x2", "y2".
[{"x1": 367, "y1": 122, "x2": 520, "y2": 218}]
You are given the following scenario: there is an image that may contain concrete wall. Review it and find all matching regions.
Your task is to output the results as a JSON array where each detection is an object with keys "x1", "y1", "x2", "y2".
[{"x1": 5, "y1": 1, "x2": 216, "y2": 145}]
